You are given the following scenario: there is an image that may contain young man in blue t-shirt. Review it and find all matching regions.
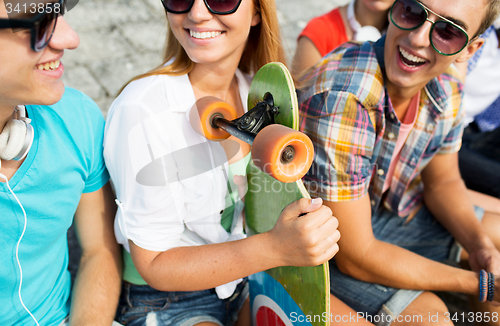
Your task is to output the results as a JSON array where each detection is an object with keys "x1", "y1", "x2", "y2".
[{"x1": 0, "y1": 0, "x2": 121, "y2": 324}]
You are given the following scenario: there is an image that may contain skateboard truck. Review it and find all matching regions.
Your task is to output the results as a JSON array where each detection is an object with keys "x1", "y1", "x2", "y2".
[
  {"x1": 210, "y1": 92, "x2": 279, "y2": 146},
  {"x1": 190, "y1": 93, "x2": 314, "y2": 183}
]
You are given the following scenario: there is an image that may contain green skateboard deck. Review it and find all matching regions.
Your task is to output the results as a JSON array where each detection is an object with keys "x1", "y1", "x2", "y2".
[{"x1": 245, "y1": 62, "x2": 330, "y2": 326}]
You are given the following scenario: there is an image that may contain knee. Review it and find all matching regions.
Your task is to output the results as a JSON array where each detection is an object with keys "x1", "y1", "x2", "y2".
[
  {"x1": 481, "y1": 212, "x2": 500, "y2": 247},
  {"x1": 392, "y1": 292, "x2": 452, "y2": 326}
]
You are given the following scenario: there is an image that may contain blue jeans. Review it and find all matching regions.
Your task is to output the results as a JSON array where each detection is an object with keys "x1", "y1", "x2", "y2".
[
  {"x1": 329, "y1": 205, "x2": 485, "y2": 326},
  {"x1": 116, "y1": 280, "x2": 248, "y2": 326}
]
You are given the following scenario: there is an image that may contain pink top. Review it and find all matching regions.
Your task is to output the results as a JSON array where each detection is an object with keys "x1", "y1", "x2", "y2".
[{"x1": 382, "y1": 91, "x2": 420, "y2": 193}]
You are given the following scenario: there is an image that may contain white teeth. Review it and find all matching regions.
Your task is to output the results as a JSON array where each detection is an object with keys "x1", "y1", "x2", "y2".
[
  {"x1": 36, "y1": 60, "x2": 60, "y2": 71},
  {"x1": 190, "y1": 30, "x2": 222, "y2": 39},
  {"x1": 399, "y1": 47, "x2": 426, "y2": 66}
]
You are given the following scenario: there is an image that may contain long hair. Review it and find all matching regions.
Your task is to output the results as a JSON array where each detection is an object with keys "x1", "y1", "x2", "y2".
[{"x1": 118, "y1": 0, "x2": 286, "y2": 94}]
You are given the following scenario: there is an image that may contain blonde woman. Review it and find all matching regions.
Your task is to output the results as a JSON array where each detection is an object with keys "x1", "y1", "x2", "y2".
[{"x1": 103, "y1": 0, "x2": 352, "y2": 325}]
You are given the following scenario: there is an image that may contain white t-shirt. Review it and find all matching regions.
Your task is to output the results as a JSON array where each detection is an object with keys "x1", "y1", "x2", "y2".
[
  {"x1": 104, "y1": 69, "x2": 251, "y2": 298},
  {"x1": 463, "y1": 30, "x2": 500, "y2": 124}
]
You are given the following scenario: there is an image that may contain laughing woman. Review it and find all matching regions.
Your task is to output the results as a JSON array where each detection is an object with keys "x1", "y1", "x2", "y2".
[{"x1": 103, "y1": 0, "x2": 368, "y2": 325}]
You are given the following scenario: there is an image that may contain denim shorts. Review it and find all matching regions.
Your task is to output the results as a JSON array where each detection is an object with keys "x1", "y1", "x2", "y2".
[
  {"x1": 116, "y1": 279, "x2": 249, "y2": 326},
  {"x1": 329, "y1": 205, "x2": 485, "y2": 326}
]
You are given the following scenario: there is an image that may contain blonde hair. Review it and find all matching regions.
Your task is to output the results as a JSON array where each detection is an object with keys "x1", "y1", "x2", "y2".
[{"x1": 119, "y1": 0, "x2": 286, "y2": 94}]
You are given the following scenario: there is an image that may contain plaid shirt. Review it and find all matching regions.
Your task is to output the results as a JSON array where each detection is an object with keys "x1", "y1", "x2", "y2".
[{"x1": 298, "y1": 37, "x2": 464, "y2": 217}]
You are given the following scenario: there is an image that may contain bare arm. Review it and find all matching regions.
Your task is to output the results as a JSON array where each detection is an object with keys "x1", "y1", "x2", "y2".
[
  {"x1": 421, "y1": 152, "x2": 500, "y2": 274},
  {"x1": 291, "y1": 36, "x2": 323, "y2": 78},
  {"x1": 69, "y1": 182, "x2": 122, "y2": 326},
  {"x1": 131, "y1": 198, "x2": 340, "y2": 292},
  {"x1": 323, "y1": 195, "x2": 479, "y2": 296}
]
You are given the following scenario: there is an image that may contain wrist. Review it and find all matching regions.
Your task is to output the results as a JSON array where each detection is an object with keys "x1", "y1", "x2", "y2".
[
  {"x1": 464, "y1": 234, "x2": 495, "y2": 254},
  {"x1": 256, "y1": 231, "x2": 284, "y2": 269},
  {"x1": 459, "y1": 270, "x2": 481, "y2": 296}
]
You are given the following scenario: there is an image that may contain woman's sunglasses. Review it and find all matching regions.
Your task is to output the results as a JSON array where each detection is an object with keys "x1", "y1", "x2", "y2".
[
  {"x1": 161, "y1": 0, "x2": 242, "y2": 15},
  {"x1": 0, "y1": 0, "x2": 64, "y2": 52},
  {"x1": 390, "y1": 0, "x2": 472, "y2": 56}
]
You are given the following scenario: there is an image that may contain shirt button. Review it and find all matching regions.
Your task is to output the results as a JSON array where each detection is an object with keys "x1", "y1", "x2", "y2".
[
  {"x1": 371, "y1": 200, "x2": 376, "y2": 206},
  {"x1": 389, "y1": 112, "x2": 396, "y2": 120},
  {"x1": 377, "y1": 169, "x2": 385, "y2": 176},
  {"x1": 426, "y1": 125, "x2": 434, "y2": 132},
  {"x1": 388, "y1": 132, "x2": 396, "y2": 140},
  {"x1": 220, "y1": 210, "x2": 224, "y2": 214}
]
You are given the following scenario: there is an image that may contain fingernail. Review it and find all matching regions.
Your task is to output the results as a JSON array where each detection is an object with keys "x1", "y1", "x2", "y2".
[{"x1": 311, "y1": 198, "x2": 322, "y2": 205}]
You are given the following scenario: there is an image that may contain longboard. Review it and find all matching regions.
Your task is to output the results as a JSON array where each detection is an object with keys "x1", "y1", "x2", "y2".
[
  {"x1": 189, "y1": 62, "x2": 329, "y2": 326},
  {"x1": 244, "y1": 63, "x2": 329, "y2": 326}
]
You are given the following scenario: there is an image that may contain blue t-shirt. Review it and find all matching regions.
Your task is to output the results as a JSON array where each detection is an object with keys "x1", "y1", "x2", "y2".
[{"x1": 0, "y1": 88, "x2": 109, "y2": 325}]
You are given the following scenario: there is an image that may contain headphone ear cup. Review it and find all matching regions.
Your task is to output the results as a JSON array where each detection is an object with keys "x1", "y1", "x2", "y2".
[
  {"x1": 0, "y1": 119, "x2": 28, "y2": 161},
  {"x1": 354, "y1": 26, "x2": 382, "y2": 42}
]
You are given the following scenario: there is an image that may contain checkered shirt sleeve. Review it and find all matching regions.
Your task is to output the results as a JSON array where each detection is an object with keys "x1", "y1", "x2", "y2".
[{"x1": 298, "y1": 41, "x2": 385, "y2": 202}]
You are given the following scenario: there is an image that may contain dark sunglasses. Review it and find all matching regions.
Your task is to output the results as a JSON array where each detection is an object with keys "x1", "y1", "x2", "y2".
[
  {"x1": 0, "y1": 0, "x2": 65, "y2": 52},
  {"x1": 390, "y1": 0, "x2": 472, "y2": 56},
  {"x1": 161, "y1": 0, "x2": 242, "y2": 15}
]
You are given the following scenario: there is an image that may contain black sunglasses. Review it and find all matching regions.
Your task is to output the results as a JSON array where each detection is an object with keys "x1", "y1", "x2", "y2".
[
  {"x1": 161, "y1": 0, "x2": 242, "y2": 15},
  {"x1": 0, "y1": 0, "x2": 65, "y2": 52},
  {"x1": 390, "y1": 0, "x2": 472, "y2": 56}
]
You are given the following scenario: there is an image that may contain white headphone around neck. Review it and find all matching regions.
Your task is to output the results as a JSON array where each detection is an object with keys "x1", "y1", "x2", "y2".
[
  {"x1": 347, "y1": 0, "x2": 383, "y2": 42},
  {"x1": 0, "y1": 105, "x2": 38, "y2": 325},
  {"x1": 0, "y1": 106, "x2": 34, "y2": 161}
]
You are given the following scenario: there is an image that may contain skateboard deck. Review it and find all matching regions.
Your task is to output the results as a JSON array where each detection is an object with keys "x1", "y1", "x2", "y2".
[{"x1": 245, "y1": 62, "x2": 330, "y2": 326}]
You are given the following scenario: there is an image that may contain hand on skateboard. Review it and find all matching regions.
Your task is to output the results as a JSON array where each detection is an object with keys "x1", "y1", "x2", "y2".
[{"x1": 267, "y1": 198, "x2": 340, "y2": 267}]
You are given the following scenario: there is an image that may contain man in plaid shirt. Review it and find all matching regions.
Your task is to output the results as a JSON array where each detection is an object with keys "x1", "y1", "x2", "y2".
[{"x1": 299, "y1": 0, "x2": 500, "y2": 324}]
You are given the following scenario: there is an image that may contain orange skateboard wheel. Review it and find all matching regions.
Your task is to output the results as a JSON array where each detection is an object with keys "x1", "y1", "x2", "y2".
[
  {"x1": 190, "y1": 96, "x2": 238, "y2": 141},
  {"x1": 252, "y1": 124, "x2": 314, "y2": 183}
]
